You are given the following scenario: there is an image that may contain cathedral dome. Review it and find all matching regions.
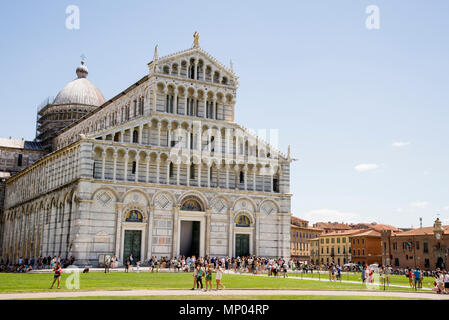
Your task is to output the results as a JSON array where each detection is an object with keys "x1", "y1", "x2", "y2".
[{"x1": 53, "y1": 61, "x2": 106, "y2": 106}]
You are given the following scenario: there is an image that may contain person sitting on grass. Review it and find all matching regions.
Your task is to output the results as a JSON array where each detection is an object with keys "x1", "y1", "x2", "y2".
[{"x1": 50, "y1": 262, "x2": 62, "y2": 289}]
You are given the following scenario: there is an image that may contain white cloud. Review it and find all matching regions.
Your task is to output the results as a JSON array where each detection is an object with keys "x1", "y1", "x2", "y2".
[
  {"x1": 303, "y1": 209, "x2": 361, "y2": 224},
  {"x1": 392, "y1": 142, "x2": 411, "y2": 147},
  {"x1": 443, "y1": 206, "x2": 449, "y2": 211},
  {"x1": 396, "y1": 208, "x2": 403, "y2": 213},
  {"x1": 410, "y1": 201, "x2": 429, "y2": 209},
  {"x1": 355, "y1": 164, "x2": 379, "y2": 172}
]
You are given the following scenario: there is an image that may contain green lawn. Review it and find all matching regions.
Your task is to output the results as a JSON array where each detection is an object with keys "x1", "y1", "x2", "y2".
[
  {"x1": 0, "y1": 272, "x2": 429, "y2": 293},
  {"x1": 288, "y1": 271, "x2": 434, "y2": 289},
  {"x1": 31, "y1": 295, "x2": 431, "y2": 301}
]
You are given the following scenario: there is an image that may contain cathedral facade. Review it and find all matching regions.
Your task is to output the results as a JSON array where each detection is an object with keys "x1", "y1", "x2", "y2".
[{"x1": 0, "y1": 38, "x2": 293, "y2": 265}]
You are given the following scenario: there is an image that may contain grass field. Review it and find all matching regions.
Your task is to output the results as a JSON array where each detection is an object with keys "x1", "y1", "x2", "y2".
[
  {"x1": 0, "y1": 272, "x2": 429, "y2": 293},
  {"x1": 287, "y1": 271, "x2": 434, "y2": 289},
  {"x1": 34, "y1": 295, "x2": 430, "y2": 301}
]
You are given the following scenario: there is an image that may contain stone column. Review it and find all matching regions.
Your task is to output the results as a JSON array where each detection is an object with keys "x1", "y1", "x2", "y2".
[
  {"x1": 172, "y1": 205, "x2": 180, "y2": 257},
  {"x1": 101, "y1": 151, "x2": 106, "y2": 180},
  {"x1": 228, "y1": 209, "x2": 234, "y2": 257},
  {"x1": 255, "y1": 212, "x2": 261, "y2": 256},
  {"x1": 174, "y1": 90, "x2": 178, "y2": 114},
  {"x1": 135, "y1": 156, "x2": 139, "y2": 182},
  {"x1": 147, "y1": 205, "x2": 154, "y2": 260},
  {"x1": 138, "y1": 125, "x2": 143, "y2": 144},
  {"x1": 156, "y1": 158, "x2": 160, "y2": 184},
  {"x1": 253, "y1": 168, "x2": 257, "y2": 191},
  {"x1": 207, "y1": 164, "x2": 211, "y2": 188},
  {"x1": 123, "y1": 153, "x2": 129, "y2": 182},
  {"x1": 146, "y1": 157, "x2": 150, "y2": 183},
  {"x1": 115, "y1": 203, "x2": 123, "y2": 262},
  {"x1": 176, "y1": 163, "x2": 180, "y2": 186},
  {"x1": 225, "y1": 164, "x2": 230, "y2": 189},
  {"x1": 243, "y1": 165, "x2": 248, "y2": 191},
  {"x1": 186, "y1": 163, "x2": 190, "y2": 187},
  {"x1": 198, "y1": 163, "x2": 202, "y2": 187},
  {"x1": 157, "y1": 123, "x2": 162, "y2": 146},
  {"x1": 166, "y1": 162, "x2": 170, "y2": 185},
  {"x1": 113, "y1": 152, "x2": 118, "y2": 181},
  {"x1": 205, "y1": 208, "x2": 212, "y2": 257}
]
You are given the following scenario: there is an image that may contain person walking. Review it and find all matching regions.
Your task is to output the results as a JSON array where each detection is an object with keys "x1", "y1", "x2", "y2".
[
  {"x1": 205, "y1": 264, "x2": 213, "y2": 291},
  {"x1": 104, "y1": 257, "x2": 110, "y2": 273},
  {"x1": 444, "y1": 271, "x2": 449, "y2": 294},
  {"x1": 408, "y1": 268, "x2": 414, "y2": 288},
  {"x1": 125, "y1": 256, "x2": 130, "y2": 273},
  {"x1": 216, "y1": 265, "x2": 225, "y2": 290},
  {"x1": 50, "y1": 262, "x2": 62, "y2": 289},
  {"x1": 361, "y1": 265, "x2": 366, "y2": 283},
  {"x1": 197, "y1": 264, "x2": 205, "y2": 290}
]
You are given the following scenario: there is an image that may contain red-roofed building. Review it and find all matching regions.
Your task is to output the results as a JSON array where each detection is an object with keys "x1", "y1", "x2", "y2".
[
  {"x1": 381, "y1": 218, "x2": 449, "y2": 270},
  {"x1": 350, "y1": 229, "x2": 382, "y2": 265}
]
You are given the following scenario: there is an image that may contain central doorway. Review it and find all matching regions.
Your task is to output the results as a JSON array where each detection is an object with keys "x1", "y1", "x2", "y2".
[
  {"x1": 123, "y1": 230, "x2": 142, "y2": 263},
  {"x1": 235, "y1": 234, "x2": 250, "y2": 257},
  {"x1": 180, "y1": 221, "x2": 200, "y2": 257}
]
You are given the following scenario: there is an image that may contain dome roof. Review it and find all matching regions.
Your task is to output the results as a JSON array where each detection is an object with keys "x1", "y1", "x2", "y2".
[{"x1": 53, "y1": 61, "x2": 106, "y2": 106}]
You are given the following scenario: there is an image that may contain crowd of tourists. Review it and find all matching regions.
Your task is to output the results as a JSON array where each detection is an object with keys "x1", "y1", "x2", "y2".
[{"x1": 0, "y1": 256, "x2": 75, "y2": 273}]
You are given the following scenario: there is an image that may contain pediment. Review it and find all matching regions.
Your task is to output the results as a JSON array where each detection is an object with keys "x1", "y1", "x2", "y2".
[{"x1": 154, "y1": 47, "x2": 236, "y2": 81}]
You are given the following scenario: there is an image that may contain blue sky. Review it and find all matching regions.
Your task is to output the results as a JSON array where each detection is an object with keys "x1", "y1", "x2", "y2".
[{"x1": 1, "y1": 1, "x2": 448, "y2": 228}]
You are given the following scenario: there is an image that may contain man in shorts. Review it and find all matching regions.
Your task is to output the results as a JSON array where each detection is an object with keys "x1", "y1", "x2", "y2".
[{"x1": 413, "y1": 268, "x2": 421, "y2": 290}]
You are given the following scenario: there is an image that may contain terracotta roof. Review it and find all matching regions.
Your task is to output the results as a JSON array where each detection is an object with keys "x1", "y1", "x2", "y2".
[
  {"x1": 352, "y1": 222, "x2": 401, "y2": 232},
  {"x1": 391, "y1": 226, "x2": 449, "y2": 237},
  {"x1": 322, "y1": 229, "x2": 364, "y2": 237},
  {"x1": 350, "y1": 229, "x2": 381, "y2": 238},
  {"x1": 313, "y1": 222, "x2": 352, "y2": 230}
]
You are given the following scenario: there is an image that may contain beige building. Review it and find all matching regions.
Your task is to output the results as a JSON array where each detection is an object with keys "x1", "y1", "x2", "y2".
[
  {"x1": 313, "y1": 230, "x2": 363, "y2": 265},
  {"x1": 0, "y1": 36, "x2": 293, "y2": 265},
  {"x1": 290, "y1": 216, "x2": 322, "y2": 262}
]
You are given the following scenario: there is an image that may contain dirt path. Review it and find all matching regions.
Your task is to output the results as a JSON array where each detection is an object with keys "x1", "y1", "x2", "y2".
[{"x1": 0, "y1": 288, "x2": 446, "y2": 300}]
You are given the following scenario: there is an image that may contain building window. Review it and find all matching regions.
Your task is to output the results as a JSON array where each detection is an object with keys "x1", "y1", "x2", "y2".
[
  {"x1": 132, "y1": 161, "x2": 137, "y2": 174},
  {"x1": 394, "y1": 258, "x2": 399, "y2": 266},
  {"x1": 190, "y1": 164, "x2": 195, "y2": 179},
  {"x1": 17, "y1": 154, "x2": 23, "y2": 167},
  {"x1": 239, "y1": 171, "x2": 244, "y2": 183},
  {"x1": 169, "y1": 163, "x2": 174, "y2": 178},
  {"x1": 423, "y1": 241, "x2": 428, "y2": 253},
  {"x1": 416, "y1": 241, "x2": 420, "y2": 250},
  {"x1": 133, "y1": 130, "x2": 139, "y2": 143},
  {"x1": 425, "y1": 259, "x2": 430, "y2": 268},
  {"x1": 273, "y1": 178, "x2": 279, "y2": 192}
]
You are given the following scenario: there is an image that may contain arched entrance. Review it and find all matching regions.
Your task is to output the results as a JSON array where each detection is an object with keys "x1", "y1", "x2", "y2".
[
  {"x1": 234, "y1": 213, "x2": 253, "y2": 257},
  {"x1": 122, "y1": 209, "x2": 144, "y2": 264},
  {"x1": 178, "y1": 196, "x2": 205, "y2": 258}
]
